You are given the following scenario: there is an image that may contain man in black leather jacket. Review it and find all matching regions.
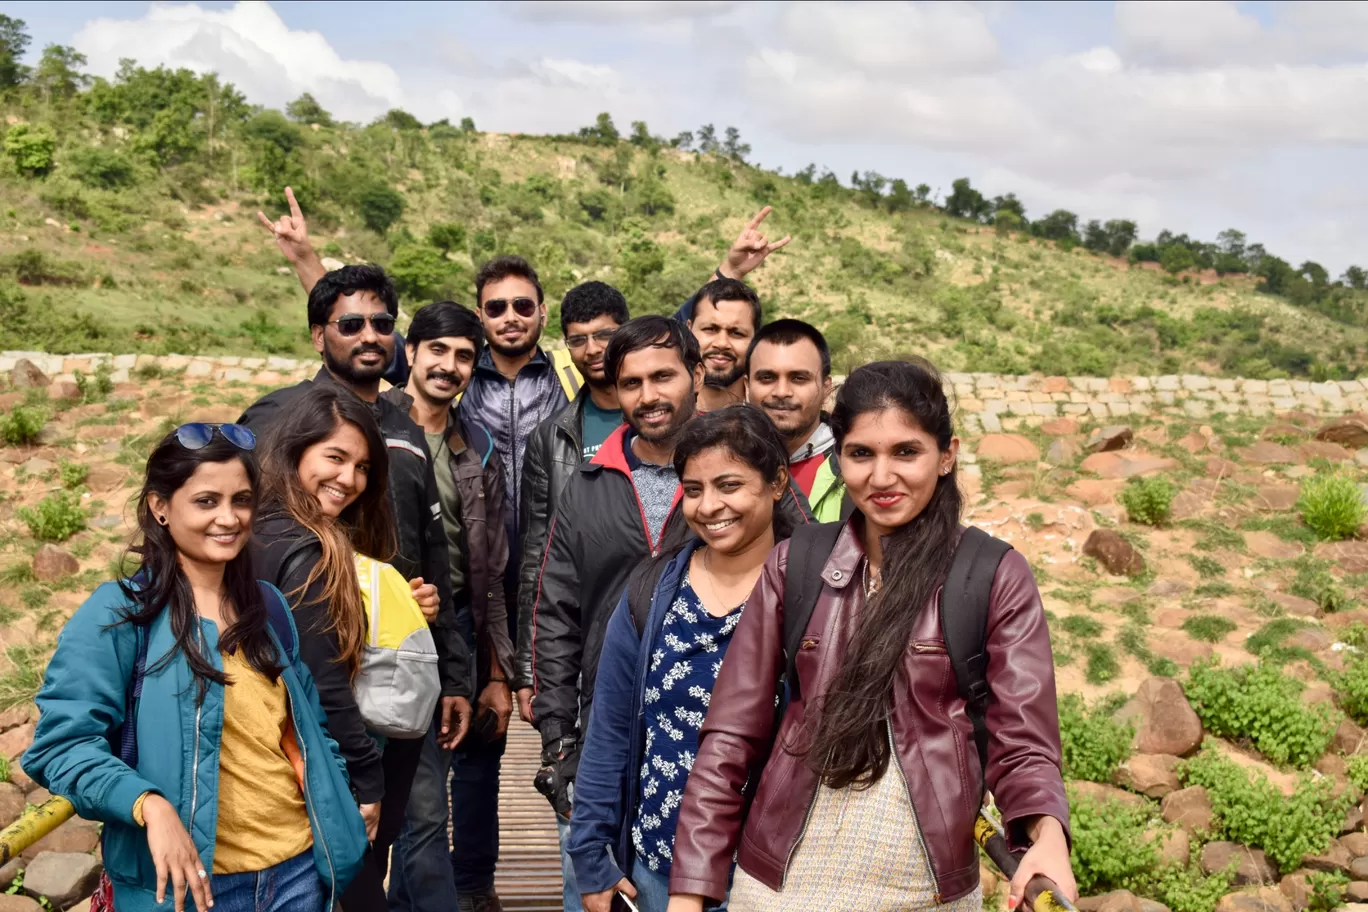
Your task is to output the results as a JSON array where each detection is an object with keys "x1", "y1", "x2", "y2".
[{"x1": 512, "y1": 282, "x2": 630, "y2": 717}]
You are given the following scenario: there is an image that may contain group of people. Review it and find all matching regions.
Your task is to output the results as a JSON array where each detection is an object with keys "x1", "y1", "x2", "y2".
[{"x1": 21, "y1": 192, "x2": 1076, "y2": 912}]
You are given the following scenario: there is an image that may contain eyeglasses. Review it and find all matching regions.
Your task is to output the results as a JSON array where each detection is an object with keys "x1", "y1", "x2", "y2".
[
  {"x1": 482, "y1": 297, "x2": 538, "y2": 320},
  {"x1": 565, "y1": 329, "x2": 617, "y2": 349},
  {"x1": 175, "y1": 423, "x2": 257, "y2": 451},
  {"x1": 328, "y1": 313, "x2": 397, "y2": 336}
]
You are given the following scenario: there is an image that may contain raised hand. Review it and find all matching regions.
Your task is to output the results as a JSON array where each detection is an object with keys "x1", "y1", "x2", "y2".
[
  {"x1": 720, "y1": 205, "x2": 792, "y2": 280},
  {"x1": 256, "y1": 186, "x2": 313, "y2": 265}
]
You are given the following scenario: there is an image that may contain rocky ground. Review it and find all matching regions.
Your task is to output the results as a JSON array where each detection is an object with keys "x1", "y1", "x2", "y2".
[{"x1": 0, "y1": 359, "x2": 1367, "y2": 909}]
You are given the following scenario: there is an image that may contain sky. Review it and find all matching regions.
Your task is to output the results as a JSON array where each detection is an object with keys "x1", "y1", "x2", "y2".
[{"x1": 8, "y1": 0, "x2": 1368, "y2": 274}]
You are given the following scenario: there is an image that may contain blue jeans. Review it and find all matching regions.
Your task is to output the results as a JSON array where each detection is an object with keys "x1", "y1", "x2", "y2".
[
  {"x1": 558, "y1": 781, "x2": 582, "y2": 912},
  {"x1": 388, "y1": 727, "x2": 458, "y2": 912},
  {"x1": 631, "y1": 863, "x2": 728, "y2": 912},
  {"x1": 448, "y1": 732, "x2": 507, "y2": 893},
  {"x1": 210, "y1": 851, "x2": 322, "y2": 912}
]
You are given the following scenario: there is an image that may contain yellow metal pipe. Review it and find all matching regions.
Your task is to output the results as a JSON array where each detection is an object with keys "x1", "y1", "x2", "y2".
[{"x1": 0, "y1": 796, "x2": 75, "y2": 865}]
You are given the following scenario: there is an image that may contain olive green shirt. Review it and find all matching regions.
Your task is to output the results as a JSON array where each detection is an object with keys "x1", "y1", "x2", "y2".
[{"x1": 425, "y1": 430, "x2": 466, "y2": 597}]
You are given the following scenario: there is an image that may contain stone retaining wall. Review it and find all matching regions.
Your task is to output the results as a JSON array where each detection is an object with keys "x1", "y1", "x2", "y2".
[{"x1": 5, "y1": 351, "x2": 1364, "y2": 432}]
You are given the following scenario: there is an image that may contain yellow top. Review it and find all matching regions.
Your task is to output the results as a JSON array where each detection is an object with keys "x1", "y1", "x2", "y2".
[{"x1": 212, "y1": 649, "x2": 313, "y2": 874}]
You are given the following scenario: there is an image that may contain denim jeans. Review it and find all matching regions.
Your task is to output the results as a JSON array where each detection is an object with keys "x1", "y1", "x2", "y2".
[
  {"x1": 448, "y1": 731, "x2": 507, "y2": 893},
  {"x1": 631, "y1": 863, "x2": 728, "y2": 912},
  {"x1": 388, "y1": 726, "x2": 457, "y2": 912},
  {"x1": 210, "y1": 850, "x2": 322, "y2": 912},
  {"x1": 556, "y1": 791, "x2": 582, "y2": 912}
]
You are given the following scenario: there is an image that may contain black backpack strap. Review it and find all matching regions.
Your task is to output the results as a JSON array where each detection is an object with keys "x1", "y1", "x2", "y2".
[
  {"x1": 626, "y1": 545, "x2": 688, "y2": 636},
  {"x1": 781, "y1": 522, "x2": 844, "y2": 705},
  {"x1": 258, "y1": 582, "x2": 297, "y2": 658},
  {"x1": 940, "y1": 526, "x2": 1013, "y2": 775},
  {"x1": 116, "y1": 624, "x2": 150, "y2": 768}
]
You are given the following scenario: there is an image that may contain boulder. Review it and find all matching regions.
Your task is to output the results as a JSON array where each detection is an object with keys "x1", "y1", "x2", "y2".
[
  {"x1": 1084, "y1": 529, "x2": 1145, "y2": 576},
  {"x1": 1263, "y1": 423, "x2": 1309, "y2": 440},
  {"x1": 1348, "y1": 883, "x2": 1368, "y2": 903},
  {"x1": 0, "y1": 781, "x2": 23, "y2": 829},
  {"x1": 1086, "y1": 425, "x2": 1135, "y2": 453},
  {"x1": 1077, "y1": 891, "x2": 1143, "y2": 912},
  {"x1": 1215, "y1": 888, "x2": 1294, "y2": 912},
  {"x1": 976, "y1": 434, "x2": 1041, "y2": 465},
  {"x1": 84, "y1": 464, "x2": 126, "y2": 492},
  {"x1": 1300, "y1": 440, "x2": 1354, "y2": 463},
  {"x1": 1255, "y1": 484, "x2": 1301, "y2": 512},
  {"x1": 1347, "y1": 721, "x2": 1368, "y2": 758},
  {"x1": 22, "y1": 852, "x2": 101, "y2": 909},
  {"x1": 45, "y1": 381, "x2": 79, "y2": 402},
  {"x1": 1139, "y1": 902, "x2": 1172, "y2": 912},
  {"x1": 31, "y1": 545, "x2": 79, "y2": 582},
  {"x1": 1046, "y1": 437, "x2": 1081, "y2": 466},
  {"x1": 1342, "y1": 805, "x2": 1365, "y2": 837},
  {"x1": 1079, "y1": 451, "x2": 1178, "y2": 479},
  {"x1": 1302, "y1": 836, "x2": 1353, "y2": 874},
  {"x1": 1279, "y1": 872, "x2": 1313, "y2": 912},
  {"x1": 0, "y1": 723, "x2": 33, "y2": 761},
  {"x1": 1267, "y1": 592, "x2": 1320, "y2": 618},
  {"x1": 1202, "y1": 841, "x2": 1279, "y2": 885},
  {"x1": 1042, "y1": 418, "x2": 1079, "y2": 436},
  {"x1": 1354, "y1": 856, "x2": 1368, "y2": 880},
  {"x1": 1246, "y1": 532, "x2": 1305, "y2": 560},
  {"x1": 1149, "y1": 579, "x2": 1192, "y2": 598},
  {"x1": 1116, "y1": 678, "x2": 1204, "y2": 756},
  {"x1": 1317, "y1": 540, "x2": 1368, "y2": 574},
  {"x1": 1065, "y1": 479, "x2": 1125, "y2": 507},
  {"x1": 1170, "y1": 491, "x2": 1207, "y2": 521},
  {"x1": 1207, "y1": 457, "x2": 1241, "y2": 478},
  {"x1": 0, "y1": 859, "x2": 23, "y2": 889},
  {"x1": 1241, "y1": 441, "x2": 1299, "y2": 465},
  {"x1": 1177, "y1": 432, "x2": 1211, "y2": 455},
  {"x1": 1115, "y1": 753, "x2": 1182, "y2": 798},
  {"x1": 1161, "y1": 786, "x2": 1214, "y2": 834},
  {"x1": 21, "y1": 817, "x2": 100, "y2": 862},
  {"x1": 1070, "y1": 780, "x2": 1147, "y2": 808},
  {"x1": 0, "y1": 896, "x2": 41, "y2": 912},
  {"x1": 9, "y1": 360, "x2": 49, "y2": 389},
  {"x1": 1148, "y1": 826, "x2": 1191, "y2": 867}
]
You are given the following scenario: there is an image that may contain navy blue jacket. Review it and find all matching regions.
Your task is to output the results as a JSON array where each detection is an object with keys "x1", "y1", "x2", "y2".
[{"x1": 566, "y1": 539, "x2": 706, "y2": 894}]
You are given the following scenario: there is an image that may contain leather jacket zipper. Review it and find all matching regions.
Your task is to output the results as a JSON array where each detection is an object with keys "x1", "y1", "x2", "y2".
[
  {"x1": 887, "y1": 723, "x2": 941, "y2": 900},
  {"x1": 781, "y1": 770, "x2": 819, "y2": 887}
]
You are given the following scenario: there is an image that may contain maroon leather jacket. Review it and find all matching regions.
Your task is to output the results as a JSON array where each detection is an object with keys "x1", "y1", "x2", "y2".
[{"x1": 669, "y1": 521, "x2": 1069, "y2": 903}]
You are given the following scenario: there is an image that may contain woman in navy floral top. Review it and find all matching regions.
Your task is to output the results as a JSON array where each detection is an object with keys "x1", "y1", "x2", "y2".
[{"x1": 567, "y1": 406, "x2": 798, "y2": 912}]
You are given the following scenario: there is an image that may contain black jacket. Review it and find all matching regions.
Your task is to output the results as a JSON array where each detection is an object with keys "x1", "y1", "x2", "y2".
[
  {"x1": 530, "y1": 425, "x2": 812, "y2": 773},
  {"x1": 251, "y1": 510, "x2": 386, "y2": 804},
  {"x1": 239, "y1": 368, "x2": 474, "y2": 700},
  {"x1": 515, "y1": 390, "x2": 595, "y2": 690}
]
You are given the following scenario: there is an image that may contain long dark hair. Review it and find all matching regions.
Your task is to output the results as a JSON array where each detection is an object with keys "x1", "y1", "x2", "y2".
[
  {"x1": 117, "y1": 431, "x2": 280, "y2": 698},
  {"x1": 804, "y1": 358, "x2": 962, "y2": 789},
  {"x1": 673, "y1": 404, "x2": 794, "y2": 542},
  {"x1": 257, "y1": 385, "x2": 396, "y2": 678}
]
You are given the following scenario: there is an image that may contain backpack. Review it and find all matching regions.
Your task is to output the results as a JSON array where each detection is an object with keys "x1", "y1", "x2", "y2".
[
  {"x1": 780, "y1": 523, "x2": 1013, "y2": 773},
  {"x1": 351, "y1": 554, "x2": 441, "y2": 739}
]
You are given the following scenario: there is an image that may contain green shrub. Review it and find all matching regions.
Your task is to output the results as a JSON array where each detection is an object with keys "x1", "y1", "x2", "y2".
[
  {"x1": 1298, "y1": 474, "x2": 1365, "y2": 541},
  {"x1": 1184, "y1": 658, "x2": 1336, "y2": 768},
  {"x1": 18, "y1": 490, "x2": 87, "y2": 542},
  {"x1": 74, "y1": 362, "x2": 114, "y2": 402},
  {"x1": 1058, "y1": 693, "x2": 1133, "y2": 782},
  {"x1": 1291, "y1": 557, "x2": 1353, "y2": 613},
  {"x1": 1118, "y1": 622, "x2": 1178, "y2": 677},
  {"x1": 357, "y1": 183, "x2": 405, "y2": 234},
  {"x1": 1246, "y1": 617, "x2": 1314, "y2": 660},
  {"x1": 1150, "y1": 864, "x2": 1235, "y2": 912},
  {"x1": 427, "y1": 222, "x2": 466, "y2": 253},
  {"x1": 58, "y1": 461, "x2": 88, "y2": 490},
  {"x1": 1057, "y1": 615, "x2": 1104, "y2": 639},
  {"x1": 0, "y1": 407, "x2": 46, "y2": 446},
  {"x1": 388, "y1": 244, "x2": 460, "y2": 301},
  {"x1": 1179, "y1": 745, "x2": 1348, "y2": 871},
  {"x1": 3, "y1": 124, "x2": 57, "y2": 177},
  {"x1": 1119, "y1": 476, "x2": 1176, "y2": 526},
  {"x1": 1306, "y1": 873, "x2": 1349, "y2": 912},
  {"x1": 1085, "y1": 642, "x2": 1120, "y2": 685},
  {"x1": 1182, "y1": 615, "x2": 1237, "y2": 643},
  {"x1": 1186, "y1": 554, "x2": 1225, "y2": 580},
  {"x1": 1348, "y1": 754, "x2": 1368, "y2": 793},
  {"x1": 1068, "y1": 787, "x2": 1157, "y2": 894},
  {"x1": 0, "y1": 644, "x2": 46, "y2": 709},
  {"x1": 1336, "y1": 657, "x2": 1368, "y2": 726}
]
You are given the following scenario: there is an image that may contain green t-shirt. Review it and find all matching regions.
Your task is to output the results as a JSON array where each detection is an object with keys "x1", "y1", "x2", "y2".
[
  {"x1": 425, "y1": 430, "x2": 466, "y2": 596},
  {"x1": 581, "y1": 398, "x2": 623, "y2": 462}
]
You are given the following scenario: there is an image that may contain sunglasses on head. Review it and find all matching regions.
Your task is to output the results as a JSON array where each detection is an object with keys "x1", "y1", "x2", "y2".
[
  {"x1": 175, "y1": 423, "x2": 256, "y2": 451},
  {"x1": 482, "y1": 297, "x2": 538, "y2": 320},
  {"x1": 329, "y1": 313, "x2": 397, "y2": 337}
]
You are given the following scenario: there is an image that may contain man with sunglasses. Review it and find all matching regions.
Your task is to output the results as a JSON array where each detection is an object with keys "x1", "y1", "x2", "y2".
[
  {"x1": 512, "y1": 282, "x2": 630, "y2": 727},
  {"x1": 238, "y1": 265, "x2": 476, "y2": 888}
]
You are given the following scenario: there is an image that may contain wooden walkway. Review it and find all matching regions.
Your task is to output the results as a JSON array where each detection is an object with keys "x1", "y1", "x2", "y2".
[{"x1": 494, "y1": 721, "x2": 564, "y2": 911}]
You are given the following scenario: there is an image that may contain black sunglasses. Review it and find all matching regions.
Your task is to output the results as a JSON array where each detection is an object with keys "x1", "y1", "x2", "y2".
[
  {"x1": 482, "y1": 297, "x2": 538, "y2": 319},
  {"x1": 175, "y1": 423, "x2": 256, "y2": 451},
  {"x1": 329, "y1": 313, "x2": 397, "y2": 337},
  {"x1": 565, "y1": 329, "x2": 617, "y2": 349}
]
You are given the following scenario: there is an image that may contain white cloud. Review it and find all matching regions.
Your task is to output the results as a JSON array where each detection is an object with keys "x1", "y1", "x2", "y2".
[
  {"x1": 510, "y1": 1, "x2": 739, "y2": 23},
  {"x1": 779, "y1": 1, "x2": 998, "y2": 74},
  {"x1": 72, "y1": 1, "x2": 458, "y2": 123}
]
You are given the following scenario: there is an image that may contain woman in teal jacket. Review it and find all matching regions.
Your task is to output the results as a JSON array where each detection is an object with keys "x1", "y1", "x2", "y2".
[{"x1": 23, "y1": 424, "x2": 367, "y2": 912}]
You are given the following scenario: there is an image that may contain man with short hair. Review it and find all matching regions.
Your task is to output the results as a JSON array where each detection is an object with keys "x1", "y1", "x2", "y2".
[
  {"x1": 529, "y1": 317, "x2": 813, "y2": 911},
  {"x1": 513, "y1": 282, "x2": 629, "y2": 723},
  {"x1": 688, "y1": 277, "x2": 761, "y2": 412},
  {"x1": 381, "y1": 302, "x2": 514, "y2": 912},
  {"x1": 238, "y1": 264, "x2": 474, "y2": 910},
  {"x1": 746, "y1": 318, "x2": 846, "y2": 521}
]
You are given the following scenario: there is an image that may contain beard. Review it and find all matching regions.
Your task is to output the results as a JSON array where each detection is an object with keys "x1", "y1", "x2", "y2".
[
  {"x1": 324, "y1": 340, "x2": 391, "y2": 385},
  {"x1": 703, "y1": 360, "x2": 746, "y2": 389},
  {"x1": 631, "y1": 387, "x2": 697, "y2": 444},
  {"x1": 487, "y1": 326, "x2": 541, "y2": 360},
  {"x1": 761, "y1": 398, "x2": 815, "y2": 440}
]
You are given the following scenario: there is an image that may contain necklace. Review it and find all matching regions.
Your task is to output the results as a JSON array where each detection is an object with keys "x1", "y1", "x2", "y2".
[{"x1": 699, "y1": 548, "x2": 744, "y2": 618}]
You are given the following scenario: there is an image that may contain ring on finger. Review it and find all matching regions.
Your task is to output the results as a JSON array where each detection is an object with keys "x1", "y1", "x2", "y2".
[{"x1": 197, "y1": 870, "x2": 207, "y2": 880}]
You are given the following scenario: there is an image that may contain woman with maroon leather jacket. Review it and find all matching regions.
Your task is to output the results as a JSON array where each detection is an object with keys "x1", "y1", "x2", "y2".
[{"x1": 667, "y1": 359, "x2": 1076, "y2": 912}]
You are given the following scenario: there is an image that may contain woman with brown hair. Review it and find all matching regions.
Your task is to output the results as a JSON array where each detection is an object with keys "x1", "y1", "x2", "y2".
[
  {"x1": 251, "y1": 384, "x2": 425, "y2": 912},
  {"x1": 667, "y1": 359, "x2": 1075, "y2": 912}
]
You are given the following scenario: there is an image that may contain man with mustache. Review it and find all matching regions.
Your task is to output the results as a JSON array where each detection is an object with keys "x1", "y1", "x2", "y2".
[
  {"x1": 688, "y1": 277, "x2": 761, "y2": 412},
  {"x1": 746, "y1": 319, "x2": 848, "y2": 522},
  {"x1": 379, "y1": 302, "x2": 515, "y2": 912},
  {"x1": 237, "y1": 264, "x2": 475, "y2": 912},
  {"x1": 528, "y1": 318, "x2": 813, "y2": 912}
]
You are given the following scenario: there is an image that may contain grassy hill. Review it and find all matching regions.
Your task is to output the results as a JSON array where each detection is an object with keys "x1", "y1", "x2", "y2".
[{"x1": 0, "y1": 57, "x2": 1366, "y2": 381}]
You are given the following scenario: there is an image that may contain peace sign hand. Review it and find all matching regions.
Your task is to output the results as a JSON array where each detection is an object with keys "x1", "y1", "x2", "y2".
[
  {"x1": 720, "y1": 205, "x2": 792, "y2": 280},
  {"x1": 256, "y1": 186, "x2": 312, "y2": 265}
]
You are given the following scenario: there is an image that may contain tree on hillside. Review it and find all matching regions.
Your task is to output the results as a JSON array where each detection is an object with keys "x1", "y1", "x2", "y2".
[
  {"x1": 578, "y1": 112, "x2": 620, "y2": 146},
  {"x1": 886, "y1": 178, "x2": 913, "y2": 213},
  {"x1": 991, "y1": 193, "x2": 1026, "y2": 222},
  {"x1": 384, "y1": 108, "x2": 422, "y2": 131},
  {"x1": 723, "y1": 127, "x2": 749, "y2": 162},
  {"x1": 1160, "y1": 244, "x2": 1195, "y2": 274},
  {"x1": 1032, "y1": 209, "x2": 1080, "y2": 243},
  {"x1": 1214, "y1": 228, "x2": 1248, "y2": 274},
  {"x1": 3, "y1": 123, "x2": 56, "y2": 177},
  {"x1": 852, "y1": 171, "x2": 887, "y2": 207},
  {"x1": 358, "y1": 182, "x2": 405, "y2": 234},
  {"x1": 914, "y1": 183, "x2": 931, "y2": 204},
  {"x1": 244, "y1": 111, "x2": 306, "y2": 194},
  {"x1": 286, "y1": 93, "x2": 333, "y2": 126},
  {"x1": 696, "y1": 124, "x2": 718, "y2": 154},
  {"x1": 1102, "y1": 219, "x2": 1137, "y2": 257},
  {"x1": 1083, "y1": 220, "x2": 1107, "y2": 253},
  {"x1": 629, "y1": 120, "x2": 657, "y2": 149},
  {"x1": 1300, "y1": 260, "x2": 1330, "y2": 287},
  {"x1": 0, "y1": 15, "x2": 30, "y2": 89},
  {"x1": 671, "y1": 130, "x2": 693, "y2": 151},
  {"x1": 945, "y1": 178, "x2": 989, "y2": 221},
  {"x1": 794, "y1": 164, "x2": 816, "y2": 185},
  {"x1": 459, "y1": 117, "x2": 476, "y2": 132},
  {"x1": 1256, "y1": 255, "x2": 1297, "y2": 294},
  {"x1": 34, "y1": 45, "x2": 88, "y2": 103},
  {"x1": 1344, "y1": 266, "x2": 1367, "y2": 291}
]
